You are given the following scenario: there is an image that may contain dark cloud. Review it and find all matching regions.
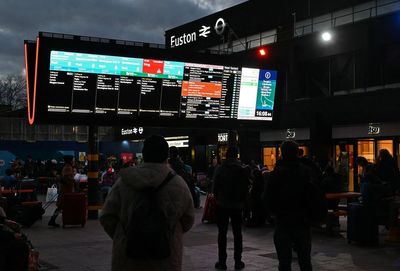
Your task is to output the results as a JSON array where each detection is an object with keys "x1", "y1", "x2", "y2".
[{"x1": 0, "y1": 0, "x2": 246, "y2": 77}]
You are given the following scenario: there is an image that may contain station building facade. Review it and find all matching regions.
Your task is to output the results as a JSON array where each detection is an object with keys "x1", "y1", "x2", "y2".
[{"x1": 166, "y1": 0, "x2": 400, "y2": 191}]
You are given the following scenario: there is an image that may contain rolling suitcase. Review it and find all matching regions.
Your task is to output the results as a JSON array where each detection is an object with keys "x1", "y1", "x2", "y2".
[
  {"x1": 201, "y1": 193, "x2": 216, "y2": 223},
  {"x1": 62, "y1": 193, "x2": 87, "y2": 228},
  {"x1": 347, "y1": 202, "x2": 379, "y2": 246}
]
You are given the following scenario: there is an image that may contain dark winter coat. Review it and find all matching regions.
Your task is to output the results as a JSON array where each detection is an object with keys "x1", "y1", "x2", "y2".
[
  {"x1": 213, "y1": 159, "x2": 249, "y2": 209},
  {"x1": 264, "y1": 159, "x2": 312, "y2": 226}
]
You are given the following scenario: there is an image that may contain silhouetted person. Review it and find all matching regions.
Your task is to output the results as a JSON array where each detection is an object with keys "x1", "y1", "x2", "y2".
[
  {"x1": 169, "y1": 146, "x2": 198, "y2": 208},
  {"x1": 206, "y1": 157, "x2": 219, "y2": 192},
  {"x1": 265, "y1": 140, "x2": 314, "y2": 271},
  {"x1": 357, "y1": 156, "x2": 386, "y2": 220},
  {"x1": 100, "y1": 135, "x2": 194, "y2": 271},
  {"x1": 213, "y1": 146, "x2": 249, "y2": 270},
  {"x1": 375, "y1": 149, "x2": 400, "y2": 194},
  {"x1": 1, "y1": 169, "x2": 17, "y2": 189},
  {"x1": 48, "y1": 155, "x2": 75, "y2": 227},
  {"x1": 248, "y1": 167, "x2": 266, "y2": 226}
]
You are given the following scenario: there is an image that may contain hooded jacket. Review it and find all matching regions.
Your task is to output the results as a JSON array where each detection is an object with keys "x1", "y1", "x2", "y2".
[{"x1": 100, "y1": 162, "x2": 195, "y2": 271}]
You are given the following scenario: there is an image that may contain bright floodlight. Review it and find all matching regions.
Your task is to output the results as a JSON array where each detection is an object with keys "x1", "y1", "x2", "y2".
[{"x1": 321, "y1": 32, "x2": 332, "y2": 42}]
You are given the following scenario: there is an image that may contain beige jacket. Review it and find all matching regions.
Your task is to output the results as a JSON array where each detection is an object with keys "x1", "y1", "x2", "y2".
[{"x1": 100, "y1": 162, "x2": 195, "y2": 271}]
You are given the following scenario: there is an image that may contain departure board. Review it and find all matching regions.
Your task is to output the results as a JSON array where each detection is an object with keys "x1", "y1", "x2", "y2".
[{"x1": 45, "y1": 50, "x2": 277, "y2": 122}]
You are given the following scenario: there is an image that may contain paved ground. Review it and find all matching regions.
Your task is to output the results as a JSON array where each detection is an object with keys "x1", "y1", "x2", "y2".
[{"x1": 22, "y1": 195, "x2": 400, "y2": 271}]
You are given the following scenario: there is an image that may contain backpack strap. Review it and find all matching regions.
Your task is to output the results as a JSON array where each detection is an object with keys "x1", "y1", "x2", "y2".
[{"x1": 156, "y1": 172, "x2": 176, "y2": 192}]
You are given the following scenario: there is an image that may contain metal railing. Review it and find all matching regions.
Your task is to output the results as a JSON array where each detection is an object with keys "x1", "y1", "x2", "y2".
[
  {"x1": 212, "y1": 0, "x2": 400, "y2": 54},
  {"x1": 40, "y1": 32, "x2": 165, "y2": 49},
  {"x1": 0, "y1": 117, "x2": 114, "y2": 142}
]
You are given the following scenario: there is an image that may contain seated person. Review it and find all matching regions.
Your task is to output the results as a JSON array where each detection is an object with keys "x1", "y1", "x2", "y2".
[
  {"x1": 74, "y1": 168, "x2": 88, "y2": 191},
  {"x1": 101, "y1": 167, "x2": 117, "y2": 198},
  {"x1": 1, "y1": 169, "x2": 17, "y2": 189},
  {"x1": 357, "y1": 156, "x2": 390, "y2": 224}
]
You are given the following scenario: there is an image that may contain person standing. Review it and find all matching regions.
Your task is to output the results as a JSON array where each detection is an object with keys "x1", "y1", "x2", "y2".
[
  {"x1": 48, "y1": 155, "x2": 75, "y2": 227},
  {"x1": 206, "y1": 157, "x2": 219, "y2": 192},
  {"x1": 1, "y1": 169, "x2": 17, "y2": 189},
  {"x1": 24, "y1": 155, "x2": 35, "y2": 178},
  {"x1": 213, "y1": 146, "x2": 249, "y2": 270},
  {"x1": 264, "y1": 140, "x2": 315, "y2": 271},
  {"x1": 100, "y1": 135, "x2": 195, "y2": 271},
  {"x1": 169, "y1": 146, "x2": 198, "y2": 208}
]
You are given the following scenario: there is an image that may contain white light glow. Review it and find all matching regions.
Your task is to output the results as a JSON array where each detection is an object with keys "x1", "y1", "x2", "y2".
[{"x1": 321, "y1": 32, "x2": 332, "y2": 42}]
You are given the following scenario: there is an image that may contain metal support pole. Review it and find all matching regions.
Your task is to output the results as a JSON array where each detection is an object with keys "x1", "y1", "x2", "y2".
[{"x1": 87, "y1": 125, "x2": 101, "y2": 219}]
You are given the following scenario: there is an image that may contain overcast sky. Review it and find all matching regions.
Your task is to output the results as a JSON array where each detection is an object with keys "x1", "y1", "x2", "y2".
[{"x1": 0, "y1": 0, "x2": 246, "y2": 78}]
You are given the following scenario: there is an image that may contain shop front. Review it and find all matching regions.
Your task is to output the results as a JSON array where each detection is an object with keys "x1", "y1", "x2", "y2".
[
  {"x1": 332, "y1": 122, "x2": 400, "y2": 192},
  {"x1": 260, "y1": 128, "x2": 310, "y2": 170}
]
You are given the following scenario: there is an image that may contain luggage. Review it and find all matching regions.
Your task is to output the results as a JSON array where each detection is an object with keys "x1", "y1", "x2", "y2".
[
  {"x1": 10, "y1": 201, "x2": 45, "y2": 228},
  {"x1": 347, "y1": 202, "x2": 379, "y2": 246},
  {"x1": 202, "y1": 193, "x2": 217, "y2": 223},
  {"x1": 62, "y1": 193, "x2": 87, "y2": 228}
]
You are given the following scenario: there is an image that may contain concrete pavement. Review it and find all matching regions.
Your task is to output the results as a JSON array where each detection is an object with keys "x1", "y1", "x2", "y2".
[{"x1": 22, "y1": 196, "x2": 400, "y2": 271}]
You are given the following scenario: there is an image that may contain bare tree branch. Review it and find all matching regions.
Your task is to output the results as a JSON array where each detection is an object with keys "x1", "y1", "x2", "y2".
[{"x1": 0, "y1": 74, "x2": 27, "y2": 111}]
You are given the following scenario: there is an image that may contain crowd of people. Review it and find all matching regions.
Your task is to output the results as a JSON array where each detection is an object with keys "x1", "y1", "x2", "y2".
[{"x1": 1, "y1": 137, "x2": 400, "y2": 270}]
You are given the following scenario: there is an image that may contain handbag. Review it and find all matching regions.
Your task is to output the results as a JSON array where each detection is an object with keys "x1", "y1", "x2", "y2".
[{"x1": 46, "y1": 184, "x2": 58, "y2": 202}]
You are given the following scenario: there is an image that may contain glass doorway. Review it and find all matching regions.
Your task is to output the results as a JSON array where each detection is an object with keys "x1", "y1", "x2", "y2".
[
  {"x1": 377, "y1": 139, "x2": 393, "y2": 156},
  {"x1": 218, "y1": 145, "x2": 228, "y2": 162},
  {"x1": 263, "y1": 147, "x2": 277, "y2": 171},
  {"x1": 357, "y1": 139, "x2": 375, "y2": 163}
]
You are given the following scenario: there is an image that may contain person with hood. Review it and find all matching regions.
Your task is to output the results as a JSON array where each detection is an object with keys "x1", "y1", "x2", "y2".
[
  {"x1": 100, "y1": 135, "x2": 195, "y2": 271},
  {"x1": 264, "y1": 140, "x2": 315, "y2": 271},
  {"x1": 213, "y1": 146, "x2": 249, "y2": 270}
]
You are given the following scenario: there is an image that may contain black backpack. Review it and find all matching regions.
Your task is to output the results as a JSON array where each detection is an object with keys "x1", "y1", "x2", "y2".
[{"x1": 126, "y1": 172, "x2": 175, "y2": 259}]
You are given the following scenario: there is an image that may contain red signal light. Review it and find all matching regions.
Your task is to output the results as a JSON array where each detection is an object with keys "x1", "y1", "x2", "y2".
[{"x1": 258, "y1": 48, "x2": 268, "y2": 57}]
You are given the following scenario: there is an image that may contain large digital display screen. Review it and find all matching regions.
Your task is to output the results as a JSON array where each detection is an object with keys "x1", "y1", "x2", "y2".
[
  {"x1": 25, "y1": 33, "x2": 278, "y2": 127},
  {"x1": 46, "y1": 50, "x2": 276, "y2": 121}
]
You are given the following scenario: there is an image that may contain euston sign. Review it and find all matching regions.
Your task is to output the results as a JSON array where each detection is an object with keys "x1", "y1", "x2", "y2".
[
  {"x1": 121, "y1": 127, "x2": 144, "y2": 136},
  {"x1": 169, "y1": 18, "x2": 226, "y2": 48}
]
